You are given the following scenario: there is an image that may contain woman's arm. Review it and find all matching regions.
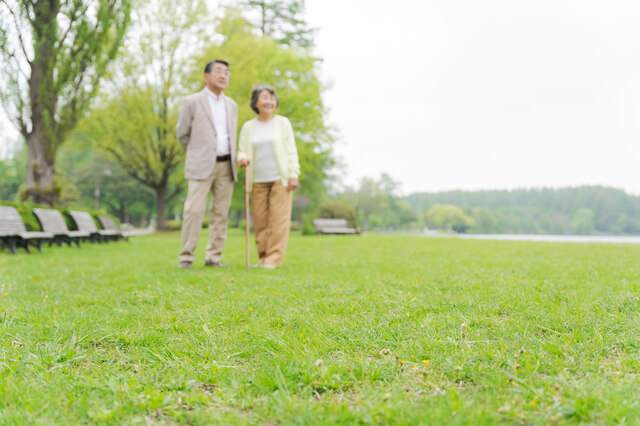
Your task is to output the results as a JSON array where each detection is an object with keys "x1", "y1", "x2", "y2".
[
  {"x1": 284, "y1": 118, "x2": 300, "y2": 179},
  {"x1": 237, "y1": 121, "x2": 251, "y2": 167}
]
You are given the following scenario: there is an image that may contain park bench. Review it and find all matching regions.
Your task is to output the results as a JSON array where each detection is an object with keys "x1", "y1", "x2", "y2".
[
  {"x1": 0, "y1": 206, "x2": 54, "y2": 254},
  {"x1": 32, "y1": 208, "x2": 91, "y2": 247},
  {"x1": 69, "y1": 211, "x2": 120, "y2": 242},
  {"x1": 312, "y1": 218, "x2": 358, "y2": 234},
  {"x1": 97, "y1": 216, "x2": 125, "y2": 240}
]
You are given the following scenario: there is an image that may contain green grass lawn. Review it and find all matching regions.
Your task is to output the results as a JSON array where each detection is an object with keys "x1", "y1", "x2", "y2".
[{"x1": 1, "y1": 230, "x2": 640, "y2": 424}]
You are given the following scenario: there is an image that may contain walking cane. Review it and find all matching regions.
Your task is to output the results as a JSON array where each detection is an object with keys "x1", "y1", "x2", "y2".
[{"x1": 244, "y1": 169, "x2": 251, "y2": 269}]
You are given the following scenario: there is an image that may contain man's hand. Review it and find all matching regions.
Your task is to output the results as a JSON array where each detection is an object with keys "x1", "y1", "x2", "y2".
[
  {"x1": 238, "y1": 158, "x2": 250, "y2": 167},
  {"x1": 287, "y1": 178, "x2": 299, "y2": 191}
]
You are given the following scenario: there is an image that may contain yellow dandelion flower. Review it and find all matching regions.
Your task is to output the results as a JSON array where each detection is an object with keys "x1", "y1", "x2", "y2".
[
  {"x1": 248, "y1": 307, "x2": 253, "y2": 311},
  {"x1": 415, "y1": 279, "x2": 419, "y2": 283},
  {"x1": 399, "y1": 281, "x2": 403, "y2": 285},
  {"x1": 273, "y1": 292, "x2": 279, "y2": 295},
  {"x1": 313, "y1": 379, "x2": 318, "y2": 383},
  {"x1": 423, "y1": 360, "x2": 430, "y2": 367},
  {"x1": 400, "y1": 360, "x2": 405, "y2": 365}
]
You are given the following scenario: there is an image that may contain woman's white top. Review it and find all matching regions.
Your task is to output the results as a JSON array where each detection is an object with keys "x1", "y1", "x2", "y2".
[
  {"x1": 251, "y1": 119, "x2": 281, "y2": 183},
  {"x1": 237, "y1": 115, "x2": 300, "y2": 192}
]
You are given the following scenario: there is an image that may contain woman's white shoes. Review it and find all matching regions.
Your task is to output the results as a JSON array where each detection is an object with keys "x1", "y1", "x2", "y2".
[{"x1": 257, "y1": 263, "x2": 276, "y2": 269}]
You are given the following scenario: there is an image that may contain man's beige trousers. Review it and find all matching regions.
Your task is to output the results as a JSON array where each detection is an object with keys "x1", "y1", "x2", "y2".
[
  {"x1": 252, "y1": 181, "x2": 293, "y2": 267},
  {"x1": 179, "y1": 161, "x2": 234, "y2": 264}
]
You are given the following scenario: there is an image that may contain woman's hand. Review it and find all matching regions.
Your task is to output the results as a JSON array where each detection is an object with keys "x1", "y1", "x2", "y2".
[
  {"x1": 287, "y1": 178, "x2": 299, "y2": 191},
  {"x1": 238, "y1": 158, "x2": 250, "y2": 168}
]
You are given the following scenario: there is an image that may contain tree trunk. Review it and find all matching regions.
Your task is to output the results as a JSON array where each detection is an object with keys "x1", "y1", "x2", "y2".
[
  {"x1": 156, "y1": 186, "x2": 167, "y2": 230},
  {"x1": 24, "y1": 132, "x2": 57, "y2": 206},
  {"x1": 25, "y1": 0, "x2": 60, "y2": 206},
  {"x1": 118, "y1": 199, "x2": 126, "y2": 223}
]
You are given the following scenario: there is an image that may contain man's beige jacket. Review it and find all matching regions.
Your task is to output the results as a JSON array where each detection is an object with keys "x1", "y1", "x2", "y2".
[{"x1": 176, "y1": 88, "x2": 238, "y2": 181}]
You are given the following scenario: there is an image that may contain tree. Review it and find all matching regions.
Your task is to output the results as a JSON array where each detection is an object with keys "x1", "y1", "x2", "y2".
[
  {"x1": 470, "y1": 208, "x2": 499, "y2": 233},
  {"x1": 406, "y1": 186, "x2": 640, "y2": 235},
  {"x1": 0, "y1": 0, "x2": 131, "y2": 205},
  {"x1": 81, "y1": 89, "x2": 184, "y2": 229},
  {"x1": 315, "y1": 200, "x2": 358, "y2": 229},
  {"x1": 426, "y1": 204, "x2": 475, "y2": 233},
  {"x1": 57, "y1": 145, "x2": 155, "y2": 224},
  {"x1": 572, "y1": 208, "x2": 594, "y2": 235},
  {"x1": 353, "y1": 177, "x2": 386, "y2": 230},
  {"x1": 242, "y1": 0, "x2": 315, "y2": 48},
  {"x1": 78, "y1": 0, "x2": 208, "y2": 229},
  {"x1": 198, "y1": 9, "x2": 335, "y2": 221},
  {"x1": 0, "y1": 142, "x2": 25, "y2": 201}
]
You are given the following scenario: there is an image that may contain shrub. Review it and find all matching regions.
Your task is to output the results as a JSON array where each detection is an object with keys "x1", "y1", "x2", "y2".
[
  {"x1": 314, "y1": 201, "x2": 358, "y2": 229},
  {"x1": 163, "y1": 220, "x2": 182, "y2": 231},
  {"x1": 425, "y1": 204, "x2": 475, "y2": 233},
  {"x1": 301, "y1": 213, "x2": 315, "y2": 235}
]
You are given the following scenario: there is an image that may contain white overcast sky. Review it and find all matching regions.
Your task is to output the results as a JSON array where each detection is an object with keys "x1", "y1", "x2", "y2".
[
  {"x1": 2, "y1": 0, "x2": 639, "y2": 195},
  {"x1": 304, "y1": 0, "x2": 640, "y2": 195}
]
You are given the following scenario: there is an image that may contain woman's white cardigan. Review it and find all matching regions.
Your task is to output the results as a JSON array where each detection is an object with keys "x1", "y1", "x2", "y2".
[{"x1": 237, "y1": 115, "x2": 301, "y2": 192}]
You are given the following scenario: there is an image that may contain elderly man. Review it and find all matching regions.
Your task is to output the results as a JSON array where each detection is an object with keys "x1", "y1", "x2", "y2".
[{"x1": 176, "y1": 59, "x2": 238, "y2": 268}]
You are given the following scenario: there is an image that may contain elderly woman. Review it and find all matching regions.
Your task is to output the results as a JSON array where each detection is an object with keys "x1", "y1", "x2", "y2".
[{"x1": 237, "y1": 85, "x2": 300, "y2": 268}]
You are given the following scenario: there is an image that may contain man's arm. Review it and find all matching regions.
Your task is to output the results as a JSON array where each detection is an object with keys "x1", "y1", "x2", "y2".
[{"x1": 175, "y1": 98, "x2": 193, "y2": 149}]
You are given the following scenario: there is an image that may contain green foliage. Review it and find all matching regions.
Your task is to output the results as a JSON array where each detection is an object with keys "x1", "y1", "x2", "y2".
[
  {"x1": 0, "y1": 145, "x2": 26, "y2": 201},
  {"x1": 470, "y1": 207, "x2": 499, "y2": 233},
  {"x1": 425, "y1": 204, "x2": 475, "y2": 233},
  {"x1": 0, "y1": 0, "x2": 132, "y2": 204},
  {"x1": 314, "y1": 200, "x2": 358, "y2": 229},
  {"x1": 2, "y1": 231, "x2": 640, "y2": 422},
  {"x1": 334, "y1": 173, "x2": 418, "y2": 231},
  {"x1": 16, "y1": 170, "x2": 81, "y2": 209},
  {"x1": 76, "y1": 0, "x2": 208, "y2": 228},
  {"x1": 242, "y1": 0, "x2": 316, "y2": 48},
  {"x1": 195, "y1": 9, "x2": 335, "y2": 219},
  {"x1": 56, "y1": 145, "x2": 155, "y2": 226},
  {"x1": 163, "y1": 220, "x2": 182, "y2": 231},
  {"x1": 79, "y1": 88, "x2": 184, "y2": 205},
  {"x1": 408, "y1": 186, "x2": 640, "y2": 235},
  {"x1": 572, "y1": 208, "x2": 595, "y2": 235},
  {"x1": 301, "y1": 213, "x2": 315, "y2": 235}
]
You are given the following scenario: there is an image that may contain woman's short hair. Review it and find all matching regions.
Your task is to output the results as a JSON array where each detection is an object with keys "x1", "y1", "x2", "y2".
[{"x1": 250, "y1": 85, "x2": 279, "y2": 114}]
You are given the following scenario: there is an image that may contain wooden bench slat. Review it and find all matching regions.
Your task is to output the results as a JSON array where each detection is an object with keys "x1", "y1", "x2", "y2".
[
  {"x1": 0, "y1": 206, "x2": 27, "y2": 233},
  {"x1": 32, "y1": 208, "x2": 90, "y2": 246},
  {"x1": 312, "y1": 218, "x2": 358, "y2": 234},
  {"x1": 69, "y1": 211, "x2": 98, "y2": 233},
  {"x1": 98, "y1": 216, "x2": 124, "y2": 240},
  {"x1": 33, "y1": 208, "x2": 71, "y2": 234},
  {"x1": 0, "y1": 206, "x2": 52, "y2": 254},
  {"x1": 18, "y1": 231, "x2": 55, "y2": 239}
]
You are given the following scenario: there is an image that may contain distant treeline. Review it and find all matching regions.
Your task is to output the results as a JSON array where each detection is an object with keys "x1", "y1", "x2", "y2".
[{"x1": 406, "y1": 186, "x2": 640, "y2": 235}]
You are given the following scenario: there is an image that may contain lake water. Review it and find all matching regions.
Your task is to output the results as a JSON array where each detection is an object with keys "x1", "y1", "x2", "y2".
[{"x1": 457, "y1": 234, "x2": 640, "y2": 244}]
